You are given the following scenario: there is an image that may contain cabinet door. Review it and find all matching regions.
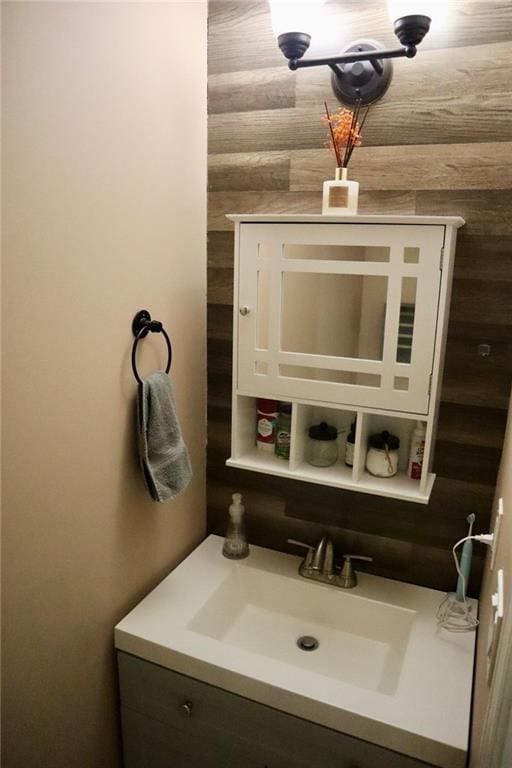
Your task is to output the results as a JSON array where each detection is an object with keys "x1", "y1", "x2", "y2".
[
  {"x1": 119, "y1": 654, "x2": 436, "y2": 768},
  {"x1": 237, "y1": 223, "x2": 444, "y2": 414}
]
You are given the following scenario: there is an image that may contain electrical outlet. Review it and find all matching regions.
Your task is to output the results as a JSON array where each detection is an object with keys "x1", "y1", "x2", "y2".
[
  {"x1": 493, "y1": 569, "x2": 505, "y2": 619},
  {"x1": 490, "y1": 497, "x2": 504, "y2": 571},
  {"x1": 486, "y1": 568, "x2": 505, "y2": 685}
]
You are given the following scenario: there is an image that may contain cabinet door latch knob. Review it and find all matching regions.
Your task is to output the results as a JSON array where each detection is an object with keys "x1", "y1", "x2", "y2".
[
  {"x1": 239, "y1": 306, "x2": 250, "y2": 316},
  {"x1": 180, "y1": 701, "x2": 193, "y2": 717}
]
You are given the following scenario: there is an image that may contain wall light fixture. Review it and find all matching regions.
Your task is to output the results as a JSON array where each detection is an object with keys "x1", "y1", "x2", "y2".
[{"x1": 270, "y1": 1, "x2": 433, "y2": 105}]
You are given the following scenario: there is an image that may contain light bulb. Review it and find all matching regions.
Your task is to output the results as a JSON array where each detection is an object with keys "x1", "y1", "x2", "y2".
[
  {"x1": 388, "y1": 0, "x2": 446, "y2": 23},
  {"x1": 269, "y1": 0, "x2": 326, "y2": 39}
]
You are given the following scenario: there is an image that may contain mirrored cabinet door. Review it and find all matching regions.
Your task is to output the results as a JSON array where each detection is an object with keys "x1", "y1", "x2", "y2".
[{"x1": 237, "y1": 223, "x2": 445, "y2": 414}]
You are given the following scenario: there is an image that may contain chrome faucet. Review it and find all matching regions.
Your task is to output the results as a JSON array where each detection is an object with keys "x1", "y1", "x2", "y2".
[{"x1": 288, "y1": 538, "x2": 372, "y2": 589}]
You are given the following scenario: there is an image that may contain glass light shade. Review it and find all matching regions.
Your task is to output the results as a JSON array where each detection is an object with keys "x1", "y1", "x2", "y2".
[{"x1": 269, "y1": 0, "x2": 326, "y2": 38}]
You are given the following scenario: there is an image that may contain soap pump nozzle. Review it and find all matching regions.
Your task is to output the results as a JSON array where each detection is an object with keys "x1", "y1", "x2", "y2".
[{"x1": 230, "y1": 493, "x2": 244, "y2": 522}]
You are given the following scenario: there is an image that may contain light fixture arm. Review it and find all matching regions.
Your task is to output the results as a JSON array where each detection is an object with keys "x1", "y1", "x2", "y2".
[
  {"x1": 328, "y1": 57, "x2": 386, "y2": 79},
  {"x1": 288, "y1": 43, "x2": 416, "y2": 71}
]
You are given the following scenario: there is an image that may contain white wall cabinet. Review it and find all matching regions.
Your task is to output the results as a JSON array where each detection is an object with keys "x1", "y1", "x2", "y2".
[{"x1": 227, "y1": 215, "x2": 464, "y2": 504}]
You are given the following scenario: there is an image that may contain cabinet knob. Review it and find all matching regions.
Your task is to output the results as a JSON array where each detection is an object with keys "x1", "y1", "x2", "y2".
[
  {"x1": 239, "y1": 306, "x2": 250, "y2": 316},
  {"x1": 179, "y1": 701, "x2": 193, "y2": 717}
]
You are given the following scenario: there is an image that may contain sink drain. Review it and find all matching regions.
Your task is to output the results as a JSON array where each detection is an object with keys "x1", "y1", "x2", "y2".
[{"x1": 297, "y1": 635, "x2": 319, "y2": 652}]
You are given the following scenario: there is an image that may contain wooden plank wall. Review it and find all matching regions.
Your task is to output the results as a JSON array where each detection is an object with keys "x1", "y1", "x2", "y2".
[{"x1": 207, "y1": 0, "x2": 512, "y2": 594}]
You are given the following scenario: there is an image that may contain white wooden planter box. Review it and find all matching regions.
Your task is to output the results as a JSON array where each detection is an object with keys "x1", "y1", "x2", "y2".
[{"x1": 226, "y1": 214, "x2": 464, "y2": 504}]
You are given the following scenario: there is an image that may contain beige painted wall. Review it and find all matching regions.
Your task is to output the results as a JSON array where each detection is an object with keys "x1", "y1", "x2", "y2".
[
  {"x1": 1, "y1": 2, "x2": 207, "y2": 766},
  {"x1": 470, "y1": 389, "x2": 512, "y2": 766}
]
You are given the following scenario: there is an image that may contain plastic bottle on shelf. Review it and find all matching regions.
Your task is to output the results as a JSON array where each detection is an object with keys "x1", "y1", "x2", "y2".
[
  {"x1": 408, "y1": 421, "x2": 426, "y2": 479},
  {"x1": 275, "y1": 403, "x2": 292, "y2": 460},
  {"x1": 256, "y1": 399, "x2": 278, "y2": 451},
  {"x1": 222, "y1": 493, "x2": 249, "y2": 559}
]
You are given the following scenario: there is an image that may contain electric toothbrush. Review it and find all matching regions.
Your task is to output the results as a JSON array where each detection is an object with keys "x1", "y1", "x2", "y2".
[{"x1": 456, "y1": 513, "x2": 475, "y2": 602}]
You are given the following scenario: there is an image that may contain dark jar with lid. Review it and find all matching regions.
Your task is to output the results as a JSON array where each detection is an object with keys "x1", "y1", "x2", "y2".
[{"x1": 305, "y1": 422, "x2": 338, "y2": 467}]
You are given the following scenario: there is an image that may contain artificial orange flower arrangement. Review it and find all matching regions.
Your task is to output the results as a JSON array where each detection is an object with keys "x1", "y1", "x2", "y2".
[{"x1": 322, "y1": 100, "x2": 370, "y2": 169}]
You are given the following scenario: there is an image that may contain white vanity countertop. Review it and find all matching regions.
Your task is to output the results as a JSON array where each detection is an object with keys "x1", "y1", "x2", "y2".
[
  {"x1": 227, "y1": 213, "x2": 465, "y2": 227},
  {"x1": 115, "y1": 535, "x2": 476, "y2": 768}
]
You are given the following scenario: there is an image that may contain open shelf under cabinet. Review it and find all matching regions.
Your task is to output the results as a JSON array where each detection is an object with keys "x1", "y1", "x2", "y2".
[{"x1": 228, "y1": 396, "x2": 435, "y2": 504}]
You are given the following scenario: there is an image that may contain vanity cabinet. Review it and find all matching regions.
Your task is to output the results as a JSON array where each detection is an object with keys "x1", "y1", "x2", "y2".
[
  {"x1": 227, "y1": 214, "x2": 464, "y2": 503},
  {"x1": 118, "y1": 651, "x2": 434, "y2": 768}
]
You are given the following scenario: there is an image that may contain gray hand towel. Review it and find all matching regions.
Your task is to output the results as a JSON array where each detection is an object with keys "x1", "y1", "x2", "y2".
[{"x1": 137, "y1": 371, "x2": 192, "y2": 502}]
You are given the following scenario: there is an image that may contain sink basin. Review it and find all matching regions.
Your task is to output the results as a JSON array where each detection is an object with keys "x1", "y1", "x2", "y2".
[
  {"x1": 115, "y1": 535, "x2": 476, "y2": 768},
  {"x1": 188, "y1": 565, "x2": 415, "y2": 694}
]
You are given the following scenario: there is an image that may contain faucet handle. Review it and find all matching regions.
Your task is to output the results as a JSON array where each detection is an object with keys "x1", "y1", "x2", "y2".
[
  {"x1": 338, "y1": 554, "x2": 373, "y2": 589},
  {"x1": 287, "y1": 539, "x2": 313, "y2": 552},
  {"x1": 342, "y1": 554, "x2": 373, "y2": 563},
  {"x1": 287, "y1": 539, "x2": 314, "y2": 570}
]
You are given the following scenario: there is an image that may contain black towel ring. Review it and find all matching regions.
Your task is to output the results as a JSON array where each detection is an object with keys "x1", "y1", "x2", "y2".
[{"x1": 131, "y1": 309, "x2": 172, "y2": 385}]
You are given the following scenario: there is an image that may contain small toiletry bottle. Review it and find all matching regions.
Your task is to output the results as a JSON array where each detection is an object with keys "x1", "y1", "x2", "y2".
[
  {"x1": 345, "y1": 419, "x2": 356, "y2": 467},
  {"x1": 256, "y1": 399, "x2": 278, "y2": 452},
  {"x1": 408, "y1": 421, "x2": 426, "y2": 479},
  {"x1": 222, "y1": 493, "x2": 249, "y2": 559},
  {"x1": 322, "y1": 167, "x2": 359, "y2": 216},
  {"x1": 275, "y1": 403, "x2": 292, "y2": 460}
]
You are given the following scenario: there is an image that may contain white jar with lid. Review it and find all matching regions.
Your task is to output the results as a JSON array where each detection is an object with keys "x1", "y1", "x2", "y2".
[{"x1": 366, "y1": 430, "x2": 400, "y2": 478}]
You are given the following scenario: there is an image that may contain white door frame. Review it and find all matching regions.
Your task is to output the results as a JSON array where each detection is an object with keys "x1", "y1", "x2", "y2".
[{"x1": 480, "y1": 588, "x2": 512, "y2": 767}]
